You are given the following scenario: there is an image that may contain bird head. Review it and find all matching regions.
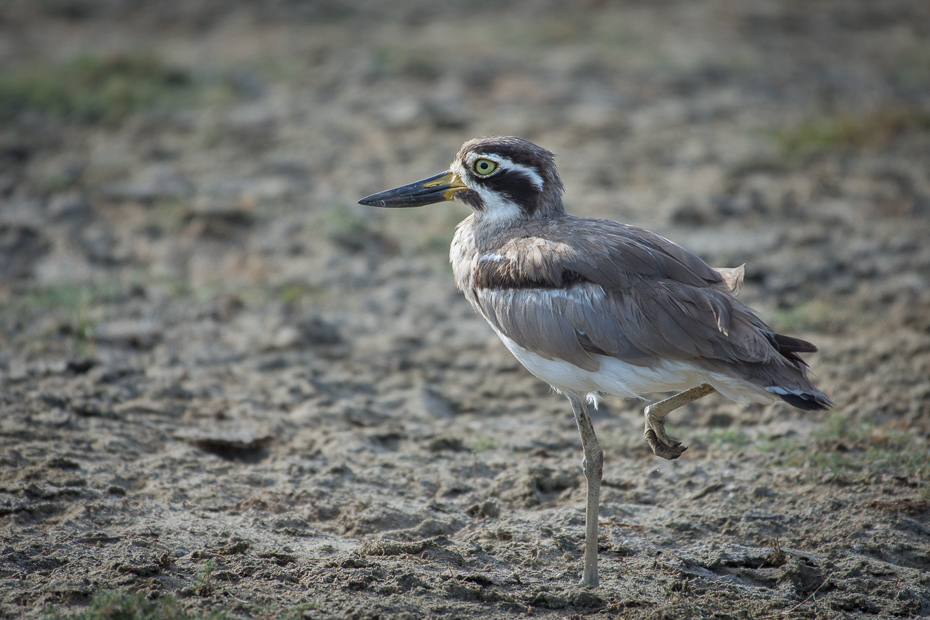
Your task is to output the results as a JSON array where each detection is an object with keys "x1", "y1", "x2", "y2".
[{"x1": 359, "y1": 136, "x2": 565, "y2": 223}]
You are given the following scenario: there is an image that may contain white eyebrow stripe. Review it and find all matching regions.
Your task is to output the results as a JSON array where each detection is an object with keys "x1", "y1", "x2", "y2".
[{"x1": 465, "y1": 153, "x2": 544, "y2": 190}]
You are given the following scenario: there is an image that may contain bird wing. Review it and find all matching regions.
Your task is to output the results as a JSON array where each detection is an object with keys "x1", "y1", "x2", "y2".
[{"x1": 471, "y1": 216, "x2": 804, "y2": 374}]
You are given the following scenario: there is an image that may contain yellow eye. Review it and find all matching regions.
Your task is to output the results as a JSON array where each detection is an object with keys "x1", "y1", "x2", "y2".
[{"x1": 473, "y1": 158, "x2": 498, "y2": 176}]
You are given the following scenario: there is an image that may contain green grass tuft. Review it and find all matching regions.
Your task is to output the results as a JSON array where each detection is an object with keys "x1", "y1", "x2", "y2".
[
  {"x1": 8, "y1": 282, "x2": 125, "y2": 355},
  {"x1": 772, "y1": 107, "x2": 930, "y2": 161},
  {"x1": 42, "y1": 589, "x2": 220, "y2": 620},
  {"x1": 0, "y1": 53, "x2": 206, "y2": 122},
  {"x1": 810, "y1": 413, "x2": 929, "y2": 478},
  {"x1": 767, "y1": 299, "x2": 848, "y2": 334},
  {"x1": 701, "y1": 428, "x2": 753, "y2": 448},
  {"x1": 761, "y1": 413, "x2": 930, "y2": 481},
  {"x1": 195, "y1": 558, "x2": 217, "y2": 597}
]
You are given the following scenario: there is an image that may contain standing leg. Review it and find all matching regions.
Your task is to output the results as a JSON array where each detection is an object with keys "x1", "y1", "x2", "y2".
[
  {"x1": 644, "y1": 383, "x2": 716, "y2": 460},
  {"x1": 566, "y1": 392, "x2": 602, "y2": 587}
]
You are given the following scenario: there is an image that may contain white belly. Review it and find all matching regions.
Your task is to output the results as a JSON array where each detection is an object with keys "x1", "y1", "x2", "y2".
[{"x1": 492, "y1": 328, "x2": 775, "y2": 406}]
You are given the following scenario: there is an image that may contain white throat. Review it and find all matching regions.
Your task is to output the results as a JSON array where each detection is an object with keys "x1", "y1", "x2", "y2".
[
  {"x1": 470, "y1": 186, "x2": 524, "y2": 226},
  {"x1": 450, "y1": 158, "x2": 531, "y2": 228}
]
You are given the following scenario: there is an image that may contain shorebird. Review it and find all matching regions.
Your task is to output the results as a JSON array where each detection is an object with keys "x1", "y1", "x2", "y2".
[{"x1": 359, "y1": 136, "x2": 832, "y2": 587}]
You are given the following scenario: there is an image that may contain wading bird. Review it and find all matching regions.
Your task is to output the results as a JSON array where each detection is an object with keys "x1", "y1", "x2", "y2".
[{"x1": 359, "y1": 136, "x2": 831, "y2": 587}]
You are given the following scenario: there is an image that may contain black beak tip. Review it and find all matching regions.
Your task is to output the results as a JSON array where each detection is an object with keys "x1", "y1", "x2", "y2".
[{"x1": 358, "y1": 195, "x2": 382, "y2": 207}]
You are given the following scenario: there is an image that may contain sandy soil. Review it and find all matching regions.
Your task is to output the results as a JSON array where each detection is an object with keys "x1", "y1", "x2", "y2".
[{"x1": 1, "y1": 1, "x2": 929, "y2": 618}]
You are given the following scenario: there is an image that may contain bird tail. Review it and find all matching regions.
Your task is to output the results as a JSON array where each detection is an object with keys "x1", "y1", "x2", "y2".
[
  {"x1": 761, "y1": 331, "x2": 833, "y2": 411},
  {"x1": 764, "y1": 332, "x2": 818, "y2": 365},
  {"x1": 766, "y1": 385, "x2": 834, "y2": 411}
]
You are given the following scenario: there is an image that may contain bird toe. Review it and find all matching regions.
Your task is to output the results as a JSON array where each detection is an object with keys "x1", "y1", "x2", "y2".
[{"x1": 644, "y1": 429, "x2": 688, "y2": 460}]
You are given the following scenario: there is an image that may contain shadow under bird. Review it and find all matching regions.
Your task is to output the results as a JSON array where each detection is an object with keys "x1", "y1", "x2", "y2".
[{"x1": 359, "y1": 136, "x2": 832, "y2": 587}]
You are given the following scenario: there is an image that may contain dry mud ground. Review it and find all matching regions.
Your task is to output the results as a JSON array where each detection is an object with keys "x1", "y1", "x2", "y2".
[{"x1": 1, "y1": 1, "x2": 930, "y2": 618}]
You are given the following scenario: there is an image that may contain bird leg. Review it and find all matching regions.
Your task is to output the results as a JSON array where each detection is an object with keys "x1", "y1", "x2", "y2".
[
  {"x1": 644, "y1": 383, "x2": 716, "y2": 460},
  {"x1": 567, "y1": 393, "x2": 602, "y2": 588}
]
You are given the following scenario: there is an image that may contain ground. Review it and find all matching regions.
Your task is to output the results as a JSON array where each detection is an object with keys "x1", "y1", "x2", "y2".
[{"x1": 1, "y1": 1, "x2": 929, "y2": 618}]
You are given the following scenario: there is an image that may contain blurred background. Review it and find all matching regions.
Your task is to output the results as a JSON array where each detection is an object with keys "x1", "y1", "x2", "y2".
[
  {"x1": 1, "y1": 1, "x2": 929, "y2": 617},
  {"x1": 2, "y1": 0, "x2": 929, "y2": 427},
  {"x1": 2, "y1": 1, "x2": 928, "y2": 303}
]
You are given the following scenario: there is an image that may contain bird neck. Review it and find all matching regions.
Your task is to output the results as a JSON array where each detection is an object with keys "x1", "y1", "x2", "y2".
[{"x1": 470, "y1": 191, "x2": 566, "y2": 228}]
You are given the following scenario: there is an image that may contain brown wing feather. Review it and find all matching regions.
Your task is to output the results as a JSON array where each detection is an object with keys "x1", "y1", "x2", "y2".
[
  {"x1": 478, "y1": 288, "x2": 603, "y2": 371},
  {"x1": 471, "y1": 216, "x2": 814, "y2": 378}
]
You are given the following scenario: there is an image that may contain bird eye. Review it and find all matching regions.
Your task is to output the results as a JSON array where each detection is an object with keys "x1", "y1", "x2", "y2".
[{"x1": 473, "y1": 158, "x2": 498, "y2": 176}]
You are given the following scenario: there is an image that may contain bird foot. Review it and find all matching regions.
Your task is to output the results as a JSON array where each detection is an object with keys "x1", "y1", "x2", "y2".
[
  {"x1": 644, "y1": 408, "x2": 686, "y2": 460},
  {"x1": 644, "y1": 428, "x2": 687, "y2": 460}
]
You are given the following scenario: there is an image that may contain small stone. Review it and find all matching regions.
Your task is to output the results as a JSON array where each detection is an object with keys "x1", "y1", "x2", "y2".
[
  {"x1": 466, "y1": 500, "x2": 500, "y2": 519},
  {"x1": 48, "y1": 192, "x2": 90, "y2": 219},
  {"x1": 94, "y1": 320, "x2": 163, "y2": 350},
  {"x1": 380, "y1": 97, "x2": 423, "y2": 129},
  {"x1": 707, "y1": 412, "x2": 734, "y2": 427},
  {"x1": 66, "y1": 358, "x2": 97, "y2": 374},
  {"x1": 223, "y1": 103, "x2": 275, "y2": 135},
  {"x1": 102, "y1": 165, "x2": 195, "y2": 202}
]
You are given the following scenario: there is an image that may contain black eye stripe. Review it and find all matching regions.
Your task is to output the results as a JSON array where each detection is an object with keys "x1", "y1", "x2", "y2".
[{"x1": 483, "y1": 168, "x2": 540, "y2": 215}]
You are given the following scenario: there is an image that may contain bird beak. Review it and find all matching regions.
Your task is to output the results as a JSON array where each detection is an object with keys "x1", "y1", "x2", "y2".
[{"x1": 358, "y1": 170, "x2": 467, "y2": 208}]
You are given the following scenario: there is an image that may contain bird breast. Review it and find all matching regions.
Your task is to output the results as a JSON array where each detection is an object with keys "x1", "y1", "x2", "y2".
[{"x1": 450, "y1": 215, "x2": 481, "y2": 302}]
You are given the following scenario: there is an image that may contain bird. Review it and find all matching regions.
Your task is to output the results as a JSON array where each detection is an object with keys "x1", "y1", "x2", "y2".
[{"x1": 359, "y1": 136, "x2": 832, "y2": 588}]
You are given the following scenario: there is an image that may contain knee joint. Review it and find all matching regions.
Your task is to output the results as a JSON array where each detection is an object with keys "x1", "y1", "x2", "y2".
[{"x1": 583, "y1": 449, "x2": 603, "y2": 477}]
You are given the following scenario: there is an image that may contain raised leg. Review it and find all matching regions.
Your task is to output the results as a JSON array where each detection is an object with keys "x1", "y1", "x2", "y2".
[
  {"x1": 566, "y1": 392, "x2": 602, "y2": 588},
  {"x1": 644, "y1": 383, "x2": 716, "y2": 460}
]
